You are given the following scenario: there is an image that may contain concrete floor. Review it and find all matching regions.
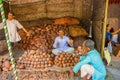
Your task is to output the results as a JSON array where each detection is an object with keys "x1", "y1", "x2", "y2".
[{"x1": 106, "y1": 55, "x2": 120, "y2": 80}]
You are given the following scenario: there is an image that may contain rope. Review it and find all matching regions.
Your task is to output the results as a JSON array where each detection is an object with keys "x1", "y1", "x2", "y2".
[{"x1": 0, "y1": 0, "x2": 18, "y2": 80}]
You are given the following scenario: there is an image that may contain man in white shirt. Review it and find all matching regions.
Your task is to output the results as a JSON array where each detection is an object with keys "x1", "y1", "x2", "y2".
[
  {"x1": 52, "y1": 29, "x2": 74, "y2": 55},
  {"x1": 0, "y1": 12, "x2": 30, "y2": 46}
]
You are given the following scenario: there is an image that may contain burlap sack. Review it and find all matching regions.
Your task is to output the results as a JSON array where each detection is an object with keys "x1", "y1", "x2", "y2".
[
  {"x1": 69, "y1": 26, "x2": 88, "y2": 37},
  {"x1": 54, "y1": 17, "x2": 80, "y2": 25}
]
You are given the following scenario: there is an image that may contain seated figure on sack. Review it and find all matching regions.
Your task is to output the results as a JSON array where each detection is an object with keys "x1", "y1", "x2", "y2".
[{"x1": 52, "y1": 29, "x2": 74, "y2": 55}]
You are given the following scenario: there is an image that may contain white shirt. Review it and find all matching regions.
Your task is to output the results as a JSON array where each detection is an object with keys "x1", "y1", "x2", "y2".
[
  {"x1": 0, "y1": 19, "x2": 23, "y2": 42},
  {"x1": 112, "y1": 34, "x2": 118, "y2": 43}
]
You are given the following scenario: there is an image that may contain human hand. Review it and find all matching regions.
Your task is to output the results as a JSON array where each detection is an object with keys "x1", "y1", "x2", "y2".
[
  {"x1": 77, "y1": 46, "x2": 83, "y2": 55},
  {"x1": 77, "y1": 46, "x2": 82, "y2": 51},
  {"x1": 68, "y1": 39, "x2": 73, "y2": 46},
  {"x1": 26, "y1": 32, "x2": 30, "y2": 36}
]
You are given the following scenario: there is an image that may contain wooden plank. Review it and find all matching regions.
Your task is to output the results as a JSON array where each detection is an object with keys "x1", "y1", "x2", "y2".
[
  {"x1": 17, "y1": 65, "x2": 72, "y2": 72},
  {"x1": 48, "y1": 65, "x2": 72, "y2": 72}
]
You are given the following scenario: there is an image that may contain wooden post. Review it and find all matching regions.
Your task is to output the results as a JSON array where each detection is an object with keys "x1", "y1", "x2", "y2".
[{"x1": 101, "y1": 0, "x2": 109, "y2": 58}]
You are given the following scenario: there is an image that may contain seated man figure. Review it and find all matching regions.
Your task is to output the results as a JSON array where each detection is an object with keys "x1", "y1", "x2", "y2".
[
  {"x1": 52, "y1": 29, "x2": 74, "y2": 55},
  {"x1": 72, "y1": 39, "x2": 106, "y2": 80}
]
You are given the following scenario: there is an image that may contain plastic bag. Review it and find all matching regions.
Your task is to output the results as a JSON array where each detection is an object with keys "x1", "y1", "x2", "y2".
[{"x1": 104, "y1": 48, "x2": 111, "y2": 65}]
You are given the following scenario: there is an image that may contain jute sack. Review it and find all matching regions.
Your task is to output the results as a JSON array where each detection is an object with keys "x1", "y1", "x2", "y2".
[
  {"x1": 69, "y1": 26, "x2": 88, "y2": 37},
  {"x1": 54, "y1": 17, "x2": 80, "y2": 25}
]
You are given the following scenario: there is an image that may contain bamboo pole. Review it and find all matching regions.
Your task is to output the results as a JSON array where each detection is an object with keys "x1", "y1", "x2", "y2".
[
  {"x1": 0, "y1": 0, "x2": 18, "y2": 80},
  {"x1": 101, "y1": 0, "x2": 109, "y2": 58}
]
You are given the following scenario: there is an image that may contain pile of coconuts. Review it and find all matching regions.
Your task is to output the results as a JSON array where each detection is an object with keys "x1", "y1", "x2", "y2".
[
  {"x1": 17, "y1": 49, "x2": 54, "y2": 69},
  {"x1": 54, "y1": 52, "x2": 79, "y2": 67}
]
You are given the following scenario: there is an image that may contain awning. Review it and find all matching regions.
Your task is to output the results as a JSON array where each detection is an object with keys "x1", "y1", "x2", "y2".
[{"x1": 109, "y1": 0, "x2": 120, "y2": 4}]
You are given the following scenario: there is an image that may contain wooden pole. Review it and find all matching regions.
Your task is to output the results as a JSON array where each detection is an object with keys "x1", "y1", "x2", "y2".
[
  {"x1": 0, "y1": 0, "x2": 18, "y2": 80},
  {"x1": 101, "y1": 0, "x2": 109, "y2": 58}
]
